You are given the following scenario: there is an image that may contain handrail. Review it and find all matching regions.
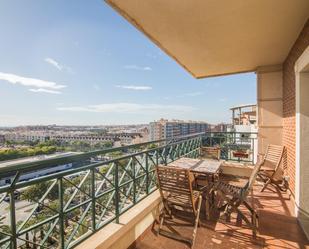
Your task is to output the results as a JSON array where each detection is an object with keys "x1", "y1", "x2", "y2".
[
  {"x1": 0, "y1": 133, "x2": 203, "y2": 249},
  {"x1": 0, "y1": 135, "x2": 203, "y2": 193},
  {"x1": 0, "y1": 133, "x2": 204, "y2": 175}
]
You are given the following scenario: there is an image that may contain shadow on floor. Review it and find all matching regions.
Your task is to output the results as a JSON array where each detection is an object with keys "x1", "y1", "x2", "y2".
[{"x1": 133, "y1": 183, "x2": 309, "y2": 249}]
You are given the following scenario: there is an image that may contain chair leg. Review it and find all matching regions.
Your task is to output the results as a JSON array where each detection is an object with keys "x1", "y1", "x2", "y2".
[
  {"x1": 252, "y1": 212, "x2": 257, "y2": 238},
  {"x1": 158, "y1": 215, "x2": 164, "y2": 234},
  {"x1": 191, "y1": 196, "x2": 202, "y2": 249},
  {"x1": 157, "y1": 212, "x2": 165, "y2": 236},
  {"x1": 224, "y1": 205, "x2": 231, "y2": 222},
  {"x1": 236, "y1": 209, "x2": 251, "y2": 228},
  {"x1": 261, "y1": 178, "x2": 271, "y2": 192},
  {"x1": 236, "y1": 212, "x2": 242, "y2": 226},
  {"x1": 204, "y1": 195, "x2": 210, "y2": 221}
]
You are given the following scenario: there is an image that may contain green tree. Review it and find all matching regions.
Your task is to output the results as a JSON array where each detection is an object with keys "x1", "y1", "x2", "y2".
[
  {"x1": 21, "y1": 182, "x2": 58, "y2": 202},
  {"x1": 147, "y1": 143, "x2": 158, "y2": 150}
]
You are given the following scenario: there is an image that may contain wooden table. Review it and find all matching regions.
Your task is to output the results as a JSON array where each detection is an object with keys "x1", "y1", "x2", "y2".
[{"x1": 168, "y1": 157, "x2": 222, "y2": 175}]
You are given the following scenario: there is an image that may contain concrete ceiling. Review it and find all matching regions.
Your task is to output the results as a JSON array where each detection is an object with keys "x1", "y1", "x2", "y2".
[{"x1": 105, "y1": 0, "x2": 309, "y2": 78}]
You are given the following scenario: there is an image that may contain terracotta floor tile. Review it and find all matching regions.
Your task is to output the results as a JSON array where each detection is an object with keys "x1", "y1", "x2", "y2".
[{"x1": 133, "y1": 183, "x2": 309, "y2": 249}]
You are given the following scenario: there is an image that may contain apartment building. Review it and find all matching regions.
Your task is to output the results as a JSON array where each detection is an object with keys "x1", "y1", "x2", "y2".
[
  {"x1": 212, "y1": 123, "x2": 230, "y2": 132},
  {"x1": 149, "y1": 119, "x2": 210, "y2": 141},
  {"x1": 228, "y1": 104, "x2": 258, "y2": 134},
  {"x1": 231, "y1": 104, "x2": 257, "y2": 126}
]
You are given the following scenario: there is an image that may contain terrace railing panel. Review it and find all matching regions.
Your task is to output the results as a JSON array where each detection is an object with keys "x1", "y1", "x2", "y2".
[{"x1": 0, "y1": 132, "x2": 256, "y2": 249}]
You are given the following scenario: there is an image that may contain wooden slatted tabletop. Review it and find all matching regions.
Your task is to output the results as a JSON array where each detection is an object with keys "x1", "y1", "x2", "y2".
[{"x1": 168, "y1": 157, "x2": 222, "y2": 174}]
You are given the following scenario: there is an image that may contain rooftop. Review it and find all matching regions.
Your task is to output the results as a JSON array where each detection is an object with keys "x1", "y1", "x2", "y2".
[{"x1": 0, "y1": 151, "x2": 80, "y2": 169}]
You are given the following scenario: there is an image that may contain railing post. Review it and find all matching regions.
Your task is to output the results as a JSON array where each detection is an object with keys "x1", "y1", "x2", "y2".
[
  {"x1": 252, "y1": 137, "x2": 255, "y2": 164},
  {"x1": 58, "y1": 177, "x2": 65, "y2": 249},
  {"x1": 114, "y1": 163, "x2": 119, "y2": 224},
  {"x1": 9, "y1": 172, "x2": 20, "y2": 249},
  {"x1": 146, "y1": 153, "x2": 149, "y2": 195},
  {"x1": 9, "y1": 191, "x2": 17, "y2": 249},
  {"x1": 155, "y1": 149, "x2": 159, "y2": 166},
  {"x1": 176, "y1": 144, "x2": 180, "y2": 159},
  {"x1": 133, "y1": 158, "x2": 136, "y2": 204},
  {"x1": 91, "y1": 168, "x2": 96, "y2": 231}
]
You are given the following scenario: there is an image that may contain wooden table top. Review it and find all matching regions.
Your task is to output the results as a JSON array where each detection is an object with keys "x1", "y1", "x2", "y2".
[{"x1": 168, "y1": 157, "x2": 222, "y2": 174}]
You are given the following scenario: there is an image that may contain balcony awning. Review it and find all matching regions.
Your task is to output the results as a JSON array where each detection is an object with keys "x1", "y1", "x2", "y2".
[{"x1": 105, "y1": 0, "x2": 309, "y2": 78}]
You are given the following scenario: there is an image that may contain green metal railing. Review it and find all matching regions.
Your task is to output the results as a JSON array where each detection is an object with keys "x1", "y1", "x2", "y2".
[
  {"x1": 0, "y1": 131, "x2": 257, "y2": 249},
  {"x1": 202, "y1": 132, "x2": 258, "y2": 164},
  {"x1": 0, "y1": 134, "x2": 202, "y2": 249}
]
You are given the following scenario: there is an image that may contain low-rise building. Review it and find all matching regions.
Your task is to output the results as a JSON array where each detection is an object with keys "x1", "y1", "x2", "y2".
[{"x1": 0, "y1": 135, "x2": 5, "y2": 144}]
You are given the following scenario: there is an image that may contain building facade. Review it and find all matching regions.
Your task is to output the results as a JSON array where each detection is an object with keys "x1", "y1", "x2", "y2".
[
  {"x1": 149, "y1": 119, "x2": 210, "y2": 141},
  {"x1": 0, "y1": 135, "x2": 5, "y2": 144}
]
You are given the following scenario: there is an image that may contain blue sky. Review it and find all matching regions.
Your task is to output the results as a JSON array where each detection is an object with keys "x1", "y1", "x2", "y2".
[{"x1": 0, "y1": 0, "x2": 256, "y2": 126}]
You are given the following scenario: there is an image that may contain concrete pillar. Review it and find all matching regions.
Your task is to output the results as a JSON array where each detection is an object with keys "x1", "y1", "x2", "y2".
[
  {"x1": 295, "y1": 46, "x2": 309, "y2": 238},
  {"x1": 256, "y1": 65, "x2": 283, "y2": 155}
]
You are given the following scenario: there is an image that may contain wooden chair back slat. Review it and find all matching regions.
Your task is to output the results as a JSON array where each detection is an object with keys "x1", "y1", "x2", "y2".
[
  {"x1": 263, "y1": 144, "x2": 284, "y2": 170},
  {"x1": 156, "y1": 165, "x2": 196, "y2": 212},
  {"x1": 155, "y1": 165, "x2": 203, "y2": 246},
  {"x1": 201, "y1": 146, "x2": 221, "y2": 160},
  {"x1": 258, "y1": 144, "x2": 286, "y2": 192}
]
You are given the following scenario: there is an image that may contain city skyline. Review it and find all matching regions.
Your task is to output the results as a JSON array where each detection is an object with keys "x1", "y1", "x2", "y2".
[{"x1": 0, "y1": 0, "x2": 256, "y2": 126}]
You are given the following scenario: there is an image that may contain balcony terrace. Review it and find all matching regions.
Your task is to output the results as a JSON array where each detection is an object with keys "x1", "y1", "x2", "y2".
[
  {"x1": 131, "y1": 184, "x2": 308, "y2": 249},
  {"x1": 0, "y1": 132, "x2": 308, "y2": 249},
  {"x1": 100, "y1": 1, "x2": 309, "y2": 248},
  {"x1": 0, "y1": 133, "x2": 251, "y2": 248},
  {"x1": 0, "y1": 1, "x2": 308, "y2": 248}
]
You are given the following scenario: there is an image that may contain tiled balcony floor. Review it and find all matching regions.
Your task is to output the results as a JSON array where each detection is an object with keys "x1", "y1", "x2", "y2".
[{"x1": 133, "y1": 182, "x2": 309, "y2": 249}]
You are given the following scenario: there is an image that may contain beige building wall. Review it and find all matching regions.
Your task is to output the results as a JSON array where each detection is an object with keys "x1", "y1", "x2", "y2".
[
  {"x1": 295, "y1": 46, "x2": 309, "y2": 238},
  {"x1": 257, "y1": 66, "x2": 283, "y2": 155},
  {"x1": 76, "y1": 191, "x2": 161, "y2": 249},
  {"x1": 297, "y1": 71, "x2": 309, "y2": 237}
]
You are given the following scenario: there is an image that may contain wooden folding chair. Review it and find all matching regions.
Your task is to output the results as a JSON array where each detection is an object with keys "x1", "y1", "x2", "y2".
[
  {"x1": 200, "y1": 146, "x2": 221, "y2": 160},
  {"x1": 258, "y1": 144, "x2": 285, "y2": 192},
  {"x1": 214, "y1": 162, "x2": 262, "y2": 237},
  {"x1": 155, "y1": 165, "x2": 202, "y2": 248}
]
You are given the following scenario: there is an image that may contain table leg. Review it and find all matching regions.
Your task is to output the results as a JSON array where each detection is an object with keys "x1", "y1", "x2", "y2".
[{"x1": 211, "y1": 175, "x2": 215, "y2": 205}]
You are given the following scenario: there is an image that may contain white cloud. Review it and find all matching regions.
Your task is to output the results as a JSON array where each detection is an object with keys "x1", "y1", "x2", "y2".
[
  {"x1": 44, "y1": 57, "x2": 74, "y2": 74},
  {"x1": 29, "y1": 88, "x2": 62, "y2": 94},
  {"x1": 0, "y1": 72, "x2": 67, "y2": 90},
  {"x1": 115, "y1": 85, "x2": 152, "y2": 91},
  {"x1": 45, "y1": 58, "x2": 63, "y2": 70},
  {"x1": 57, "y1": 103, "x2": 195, "y2": 114},
  {"x1": 124, "y1": 65, "x2": 152, "y2": 71}
]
